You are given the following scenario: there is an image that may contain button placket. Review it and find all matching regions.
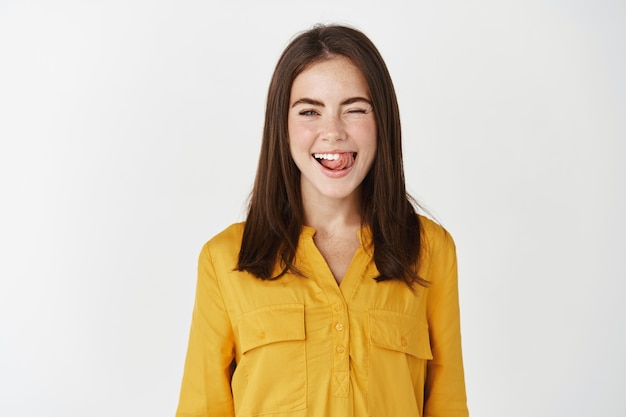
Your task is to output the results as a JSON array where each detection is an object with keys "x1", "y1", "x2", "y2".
[{"x1": 332, "y1": 302, "x2": 349, "y2": 397}]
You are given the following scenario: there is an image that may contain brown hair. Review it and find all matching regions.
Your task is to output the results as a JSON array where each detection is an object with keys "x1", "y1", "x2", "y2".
[{"x1": 236, "y1": 24, "x2": 427, "y2": 287}]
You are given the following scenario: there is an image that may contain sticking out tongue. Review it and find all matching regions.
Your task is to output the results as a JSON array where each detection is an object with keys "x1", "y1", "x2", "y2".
[{"x1": 319, "y1": 153, "x2": 355, "y2": 170}]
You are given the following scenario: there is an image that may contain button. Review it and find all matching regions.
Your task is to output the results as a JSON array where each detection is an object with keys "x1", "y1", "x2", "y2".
[
  {"x1": 334, "y1": 304, "x2": 342, "y2": 312},
  {"x1": 336, "y1": 345, "x2": 345, "y2": 353},
  {"x1": 335, "y1": 323, "x2": 344, "y2": 331},
  {"x1": 400, "y1": 337, "x2": 407, "y2": 347},
  {"x1": 259, "y1": 331, "x2": 266, "y2": 339}
]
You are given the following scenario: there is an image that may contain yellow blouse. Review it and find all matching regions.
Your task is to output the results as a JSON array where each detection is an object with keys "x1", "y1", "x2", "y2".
[{"x1": 176, "y1": 216, "x2": 468, "y2": 417}]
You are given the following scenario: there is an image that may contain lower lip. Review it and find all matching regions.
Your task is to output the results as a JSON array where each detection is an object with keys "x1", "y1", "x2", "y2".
[{"x1": 316, "y1": 159, "x2": 354, "y2": 178}]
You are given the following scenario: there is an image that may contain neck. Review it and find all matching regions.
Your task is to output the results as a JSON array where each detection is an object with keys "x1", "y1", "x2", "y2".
[{"x1": 301, "y1": 193, "x2": 362, "y2": 236}]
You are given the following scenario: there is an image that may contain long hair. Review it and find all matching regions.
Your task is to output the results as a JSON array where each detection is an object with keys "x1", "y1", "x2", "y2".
[{"x1": 237, "y1": 24, "x2": 427, "y2": 287}]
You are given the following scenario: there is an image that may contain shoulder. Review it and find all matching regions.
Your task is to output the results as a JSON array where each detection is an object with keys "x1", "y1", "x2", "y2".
[
  {"x1": 418, "y1": 215, "x2": 455, "y2": 249},
  {"x1": 199, "y1": 222, "x2": 245, "y2": 266},
  {"x1": 205, "y1": 222, "x2": 245, "y2": 248},
  {"x1": 417, "y1": 215, "x2": 457, "y2": 274}
]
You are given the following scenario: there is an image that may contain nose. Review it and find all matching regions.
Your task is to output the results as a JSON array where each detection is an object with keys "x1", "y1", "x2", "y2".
[{"x1": 321, "y1": 114, "x2": 346, "y2": 142}]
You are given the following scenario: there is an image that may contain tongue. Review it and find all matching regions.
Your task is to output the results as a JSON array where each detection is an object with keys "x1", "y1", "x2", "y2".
[{"x1": 320, "y1": 153, "x2": 355, "y2": 170}]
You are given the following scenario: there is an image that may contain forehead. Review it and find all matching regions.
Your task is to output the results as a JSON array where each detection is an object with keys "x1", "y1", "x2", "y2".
[{"x1": 290, "y1": 56, "x2": 370, "y2": 100}]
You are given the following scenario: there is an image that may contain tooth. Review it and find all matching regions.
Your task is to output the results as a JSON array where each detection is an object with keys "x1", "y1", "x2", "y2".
[{"x1": 314, "y1": 153, "x2": 345, "y2": 160}]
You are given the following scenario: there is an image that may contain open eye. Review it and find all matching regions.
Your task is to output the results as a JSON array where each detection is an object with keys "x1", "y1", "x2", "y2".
[{"x1": 299, "y1": 109, "x2": 319, "y2": 116}]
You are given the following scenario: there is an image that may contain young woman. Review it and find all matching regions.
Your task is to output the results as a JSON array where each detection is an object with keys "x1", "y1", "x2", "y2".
[{"x1": 176, "y1": 24, "x2": 468, "y2": 417}]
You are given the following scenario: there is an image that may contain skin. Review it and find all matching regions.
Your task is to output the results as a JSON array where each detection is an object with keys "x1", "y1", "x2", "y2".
[{"x1": 288, "y1": 55, "x2": 377, "y2": 283}]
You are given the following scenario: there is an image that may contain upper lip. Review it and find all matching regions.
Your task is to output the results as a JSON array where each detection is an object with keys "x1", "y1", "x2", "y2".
[{"x1": 312, "y1": 150, "x2": 356, "y2": 154}]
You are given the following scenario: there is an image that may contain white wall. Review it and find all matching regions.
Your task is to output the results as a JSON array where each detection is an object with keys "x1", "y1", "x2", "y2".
[{"x1": 0, "y1": 1, "x2": 624, "y2": 416}]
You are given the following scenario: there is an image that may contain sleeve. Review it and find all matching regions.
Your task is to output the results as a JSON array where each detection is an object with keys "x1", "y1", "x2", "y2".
[
  {"x1": 175, "y1": 242, "x2": 236, "y2": 417},
  {"x1": 424, "y1": 229, "x2": 469, "y2": 417}
]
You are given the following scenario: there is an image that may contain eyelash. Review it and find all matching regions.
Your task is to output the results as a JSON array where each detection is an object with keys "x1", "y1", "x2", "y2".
[{"x1": 298, "y1": 108, "x2": 369, "y2": 116}]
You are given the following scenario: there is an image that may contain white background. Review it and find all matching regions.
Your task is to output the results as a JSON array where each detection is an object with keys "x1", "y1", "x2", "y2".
[{"x1": 1, "y1": 0, "x2": 624, "y2": 416}]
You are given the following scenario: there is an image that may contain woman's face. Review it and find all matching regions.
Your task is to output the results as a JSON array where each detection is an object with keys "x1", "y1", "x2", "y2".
[{"x1": 287, "y1": 56, "x2": 377, "y2": 205}]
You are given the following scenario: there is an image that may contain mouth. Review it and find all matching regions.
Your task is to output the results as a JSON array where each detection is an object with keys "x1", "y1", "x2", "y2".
[{"x1": 313, "y1": 152, "x2": 357, "y2": 171}]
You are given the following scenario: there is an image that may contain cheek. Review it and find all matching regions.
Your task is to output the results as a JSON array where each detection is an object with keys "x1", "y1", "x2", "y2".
[
  {"x1": 287, "y1": 127, "x2": 308, "y2": 160},
  {"x1": 288, "y1": 123, "x2": 316, "y2": 147},
  {"x1": 351, "y1": 121, "x2": 377, "y2": 148}
]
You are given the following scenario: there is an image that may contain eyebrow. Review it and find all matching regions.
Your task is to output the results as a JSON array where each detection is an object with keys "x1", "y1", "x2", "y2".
[{"x1": 291, "y1": 97, "x2": 372, "y2": 108}]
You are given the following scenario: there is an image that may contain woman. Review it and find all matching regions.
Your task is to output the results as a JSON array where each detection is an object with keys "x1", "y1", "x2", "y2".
[{"x1": 176, "y1": 24, "x2": 468, "y2": 417}]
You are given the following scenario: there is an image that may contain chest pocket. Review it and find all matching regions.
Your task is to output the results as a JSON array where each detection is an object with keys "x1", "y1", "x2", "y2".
[
  {"x1": 233, "y1": 304, "x2": 307, "y2": 416},
  {"x1": 238, "y1": 304, "x2": 305, "y2": 353},
  {"x1": 367, "y1": 309, "x2": 432, "y2": 417},
  {"x1": 368, "y1": 309, "x2": 433, "y2": 359}
]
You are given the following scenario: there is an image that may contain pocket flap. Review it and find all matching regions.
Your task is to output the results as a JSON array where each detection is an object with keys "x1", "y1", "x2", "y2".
[
  {"x1": 368, "y1": 309, "x2": 433, "y2": 359},
  {"x1": 238, "y1": 304, "x2": 305, "y2": 353}
]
